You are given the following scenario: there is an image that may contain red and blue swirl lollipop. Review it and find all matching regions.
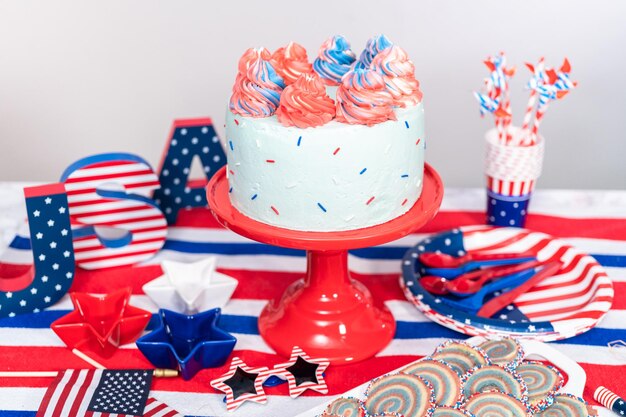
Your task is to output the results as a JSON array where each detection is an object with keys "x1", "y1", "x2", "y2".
[
  {"x1": 402, "y1": 359, "x2": 462, "y2": 406},
  {"x1": 313, "y1": 35, "x2": 357, "y2": 86},
  {"x1": 465, "y1": 392, "x2": 531, "y2": 417},
  {"x1": 355, "y1": 34, "x2": 393, "y2": 69},
  {"x1": 364, "y1": 373, "x2": 435, "y2": 417}
]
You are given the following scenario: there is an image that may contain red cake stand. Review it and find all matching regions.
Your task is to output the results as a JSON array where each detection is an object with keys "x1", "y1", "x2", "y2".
[{"x1": 206, "y1": 164, "x2": 443, "y2": 364}]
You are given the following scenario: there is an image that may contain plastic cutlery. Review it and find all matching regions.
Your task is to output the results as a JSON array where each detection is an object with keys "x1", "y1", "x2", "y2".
[
  {"x1": 419, "y1": 260, "x2": 543, "y2": 296},
  {"x1": 476, "y1": 261, "x2": 563, "y2": 318},
  {"x1": 438, "y1": 267, "x2": 539, "y2": 313},
  {"x1": 446, "y1": 260, "x2": 545, "y2": 296},
  {"x1": 421, "y1": 252, "x2": 536, "y2": 279},
  {"x1": 419, "y1": 251, "x2": 536, "y2": 268}
]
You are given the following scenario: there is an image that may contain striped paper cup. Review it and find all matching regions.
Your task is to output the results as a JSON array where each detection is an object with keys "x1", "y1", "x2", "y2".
[{"x1": 485, "y1": 127, "x2": 545, "y2": 227}]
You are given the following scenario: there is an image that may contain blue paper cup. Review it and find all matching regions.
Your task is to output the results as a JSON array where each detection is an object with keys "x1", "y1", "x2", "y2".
[
  {"x1": 484, "y1": 127, "x2": 544, "y2": 228},
  {"x1": 486, "y1": 191, "x2": 531, "y2": 227}
]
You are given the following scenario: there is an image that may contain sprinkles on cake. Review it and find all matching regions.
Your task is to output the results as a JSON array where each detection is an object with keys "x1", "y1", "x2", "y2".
[{"x1": 317, "y1": 202, "x2": 327, "y2": 212}]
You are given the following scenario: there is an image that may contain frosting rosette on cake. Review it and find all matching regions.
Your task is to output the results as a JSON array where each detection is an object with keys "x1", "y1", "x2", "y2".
[
  {"x1": 335, "y1": 68, "x2": 397, "y2": 126},
  {"x1": 313, "y1": 35, "x2": 357, "y2": 86},
  {"x1": 355, "y1": 34, "x2": 393, "y2": 69},
  {"x1": 229, "y1": 47, "x2": 285, "y2": 117},
  {"x1": 276, "y1": 73, "x2": 336, "y2": 128},
  {"x1": 270, "y1": 42, "x2": 314, "y2": 86},
  {"x1": 371, "y1": 45, "x2": 423, "y2": 107}
]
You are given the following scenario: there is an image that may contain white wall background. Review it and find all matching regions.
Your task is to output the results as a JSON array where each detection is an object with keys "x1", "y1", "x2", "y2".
[{"x1": 0, "y1": 0, "x2": 625, "y2": 189}]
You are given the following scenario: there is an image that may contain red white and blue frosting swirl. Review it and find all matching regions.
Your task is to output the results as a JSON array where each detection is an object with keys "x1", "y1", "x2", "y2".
[
  {"x1": 313, "y1": 35, "x2": 357, "y2": 86},
  {"x1": 355, "y1": 34, "x2": 393, "y2": 69},
  {"x1": 335, "y1": 68, "x2": 396, "y2": 126},
  {"x1": 229, "y1": 48, "x2": 286, "y2": 117},
  {"x1": 371, "y1": 45, "x2": 422, "y2": 107}
]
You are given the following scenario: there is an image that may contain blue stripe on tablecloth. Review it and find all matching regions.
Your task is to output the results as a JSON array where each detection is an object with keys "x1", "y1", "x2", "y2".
[
  {"x1": 2, "y1": 311, "x2": 624, "y2": 348},
  {"x1": 7, "y1": 236, "x2": 626, "y2": 267},
  {"x1": 163, "y1": 240, "x2": 626, "y2": 267}
]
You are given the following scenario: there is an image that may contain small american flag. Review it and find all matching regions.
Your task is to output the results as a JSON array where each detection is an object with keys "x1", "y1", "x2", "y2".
[{"x1": 35, "y1": 369, "x2": 182, "y2": 417}]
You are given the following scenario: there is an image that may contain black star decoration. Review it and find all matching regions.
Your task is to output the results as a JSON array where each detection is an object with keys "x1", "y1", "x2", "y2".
[
  {"x1": 285, "y1": 356, "x2": 320, "y2": 386},
  {"x1": 211, "y1": 357, "x2": 270, "y2": 411},
  {"x1": 223, "y1": 367, "x2": 259, "y2": 399},
  {"x1": 272, "y1": 346, "x2": 330, "y2": 398}
]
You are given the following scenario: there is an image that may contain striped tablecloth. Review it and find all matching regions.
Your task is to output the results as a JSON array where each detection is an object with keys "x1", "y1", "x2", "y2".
[{"x1": 1, "y1": 183, "x2": 625, "y2": 417}]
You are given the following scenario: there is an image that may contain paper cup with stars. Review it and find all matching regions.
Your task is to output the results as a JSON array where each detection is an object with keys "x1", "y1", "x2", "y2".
[{"x1": 485, "y1": 127, "x2": 544, "y2": 228}]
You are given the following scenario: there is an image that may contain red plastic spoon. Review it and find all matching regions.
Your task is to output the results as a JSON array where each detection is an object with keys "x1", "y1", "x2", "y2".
[
  {"x1": 446, "y1": 260, "x2": 545, "y2": 295},
  {"x1": 419, "y1": 251, "x2": 536, "y2": 268},
  {"x1": 420, "y1": 260, "x2": 544, "y2": 296}
]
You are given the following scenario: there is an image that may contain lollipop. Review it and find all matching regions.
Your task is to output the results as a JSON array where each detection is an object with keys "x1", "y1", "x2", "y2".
[
  {"x1": 364, "y1": 373, "x2": 435, "y2": 417},
  {"x1": 432, "y1": 406, "x2": 476, "y2": 417},
  {"x1": 465, "y1": 392, "x2": 531, "y2": 417},
  {"x1": 478, "y1": 338, "x2": 524, "y2": 371},
  {"x1": 516, "y1": 361, "x2": 564, "y2": 412},
  {"x1": 535, "y1": 394, "x2": 593, "y2": 417},
  {"x1": 401, "y1": 359, "x2": 462, "y2": 406},
  {"x1": 432, "y1": 341, "x2": 490, "y2": 375},
  {"x1": 323, "y1": 397, "x2": 366, "y2": 417},
  {"x1": 461, "y1": 365, "x2": 528, "y2": 402}
]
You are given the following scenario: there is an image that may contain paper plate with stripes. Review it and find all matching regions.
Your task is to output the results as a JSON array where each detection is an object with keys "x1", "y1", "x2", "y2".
[{"x1": 400, "y1": 226, "x2": 613, "y2": 340}]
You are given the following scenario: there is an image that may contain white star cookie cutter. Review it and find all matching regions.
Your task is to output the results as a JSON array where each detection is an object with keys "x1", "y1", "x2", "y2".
[{"x1": 143, "y1": 257, "x2": 238, "y2": 314}]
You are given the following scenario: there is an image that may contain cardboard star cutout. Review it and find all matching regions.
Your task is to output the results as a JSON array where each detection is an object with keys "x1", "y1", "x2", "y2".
[
  {"x1": 143, "y1": 257, "x2": 237, "y2": 314},
  {"x1": 272, "y1": 346, "x2": 330, "y2": 398},
  {"x1": 211, "y1": 357, "x2": 271, "y2": 411}
]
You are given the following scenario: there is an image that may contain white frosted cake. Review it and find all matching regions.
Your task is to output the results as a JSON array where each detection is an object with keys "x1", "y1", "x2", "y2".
[{"x1": 225, "y1": 35, "x2": 425, "y2": 232}]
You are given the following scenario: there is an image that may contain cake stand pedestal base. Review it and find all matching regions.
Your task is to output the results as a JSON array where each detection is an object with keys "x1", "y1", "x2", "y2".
[
  {"x1": 207, "y1": 164, "x2": 443, "y2": 364},
  {"x1": 259, "y1": 250, "x2": 394, "y2": 364}
]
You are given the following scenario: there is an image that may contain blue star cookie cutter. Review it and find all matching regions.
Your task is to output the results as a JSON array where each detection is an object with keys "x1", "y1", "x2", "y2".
[{"x1": 136, "y1": 308, "x2": 236, "y2": 380}]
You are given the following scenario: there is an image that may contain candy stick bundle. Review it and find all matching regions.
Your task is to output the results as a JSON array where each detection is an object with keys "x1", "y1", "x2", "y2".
[{"x1": 475, "y1": 53, "x2": 577, "y2": 147}]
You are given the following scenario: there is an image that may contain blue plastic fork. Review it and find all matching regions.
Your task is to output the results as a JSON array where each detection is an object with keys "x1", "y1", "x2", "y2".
[{"x1": 437, "y1": 267, "x2": 539, "y2": 314}]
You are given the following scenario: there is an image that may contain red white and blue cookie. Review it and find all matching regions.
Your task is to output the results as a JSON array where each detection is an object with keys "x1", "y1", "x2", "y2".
[
  {"x1": 364, "y1": 373, "x2": 435, "y2": 417},
  {"x1": 432, "y1": 406, "x2": 476, "y2": 417},
  {"x1": 516, "y1": 361, "x2": 564, "y2": 412},
  {"x1": 461, "y1": 365, "x2": 528, "y2": 403},
  {"x1": 402, "y1": 358, "x2": 462, "y2": 406},
  {"x1": 323, "y1": 397, "x2": 366, "y2": 417},
  {"x1": 465, "y1": 392, "x2": 531, "y2": 417},
  {"x1": 534, "y1": 394, "x2": 594, "y2": 417},
  {"x1": 432, "y1": 341, "x2": 490, "y2": 375},
  {"x1": 478, "y1": 338, "x2": 524, "y2": 371}
]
